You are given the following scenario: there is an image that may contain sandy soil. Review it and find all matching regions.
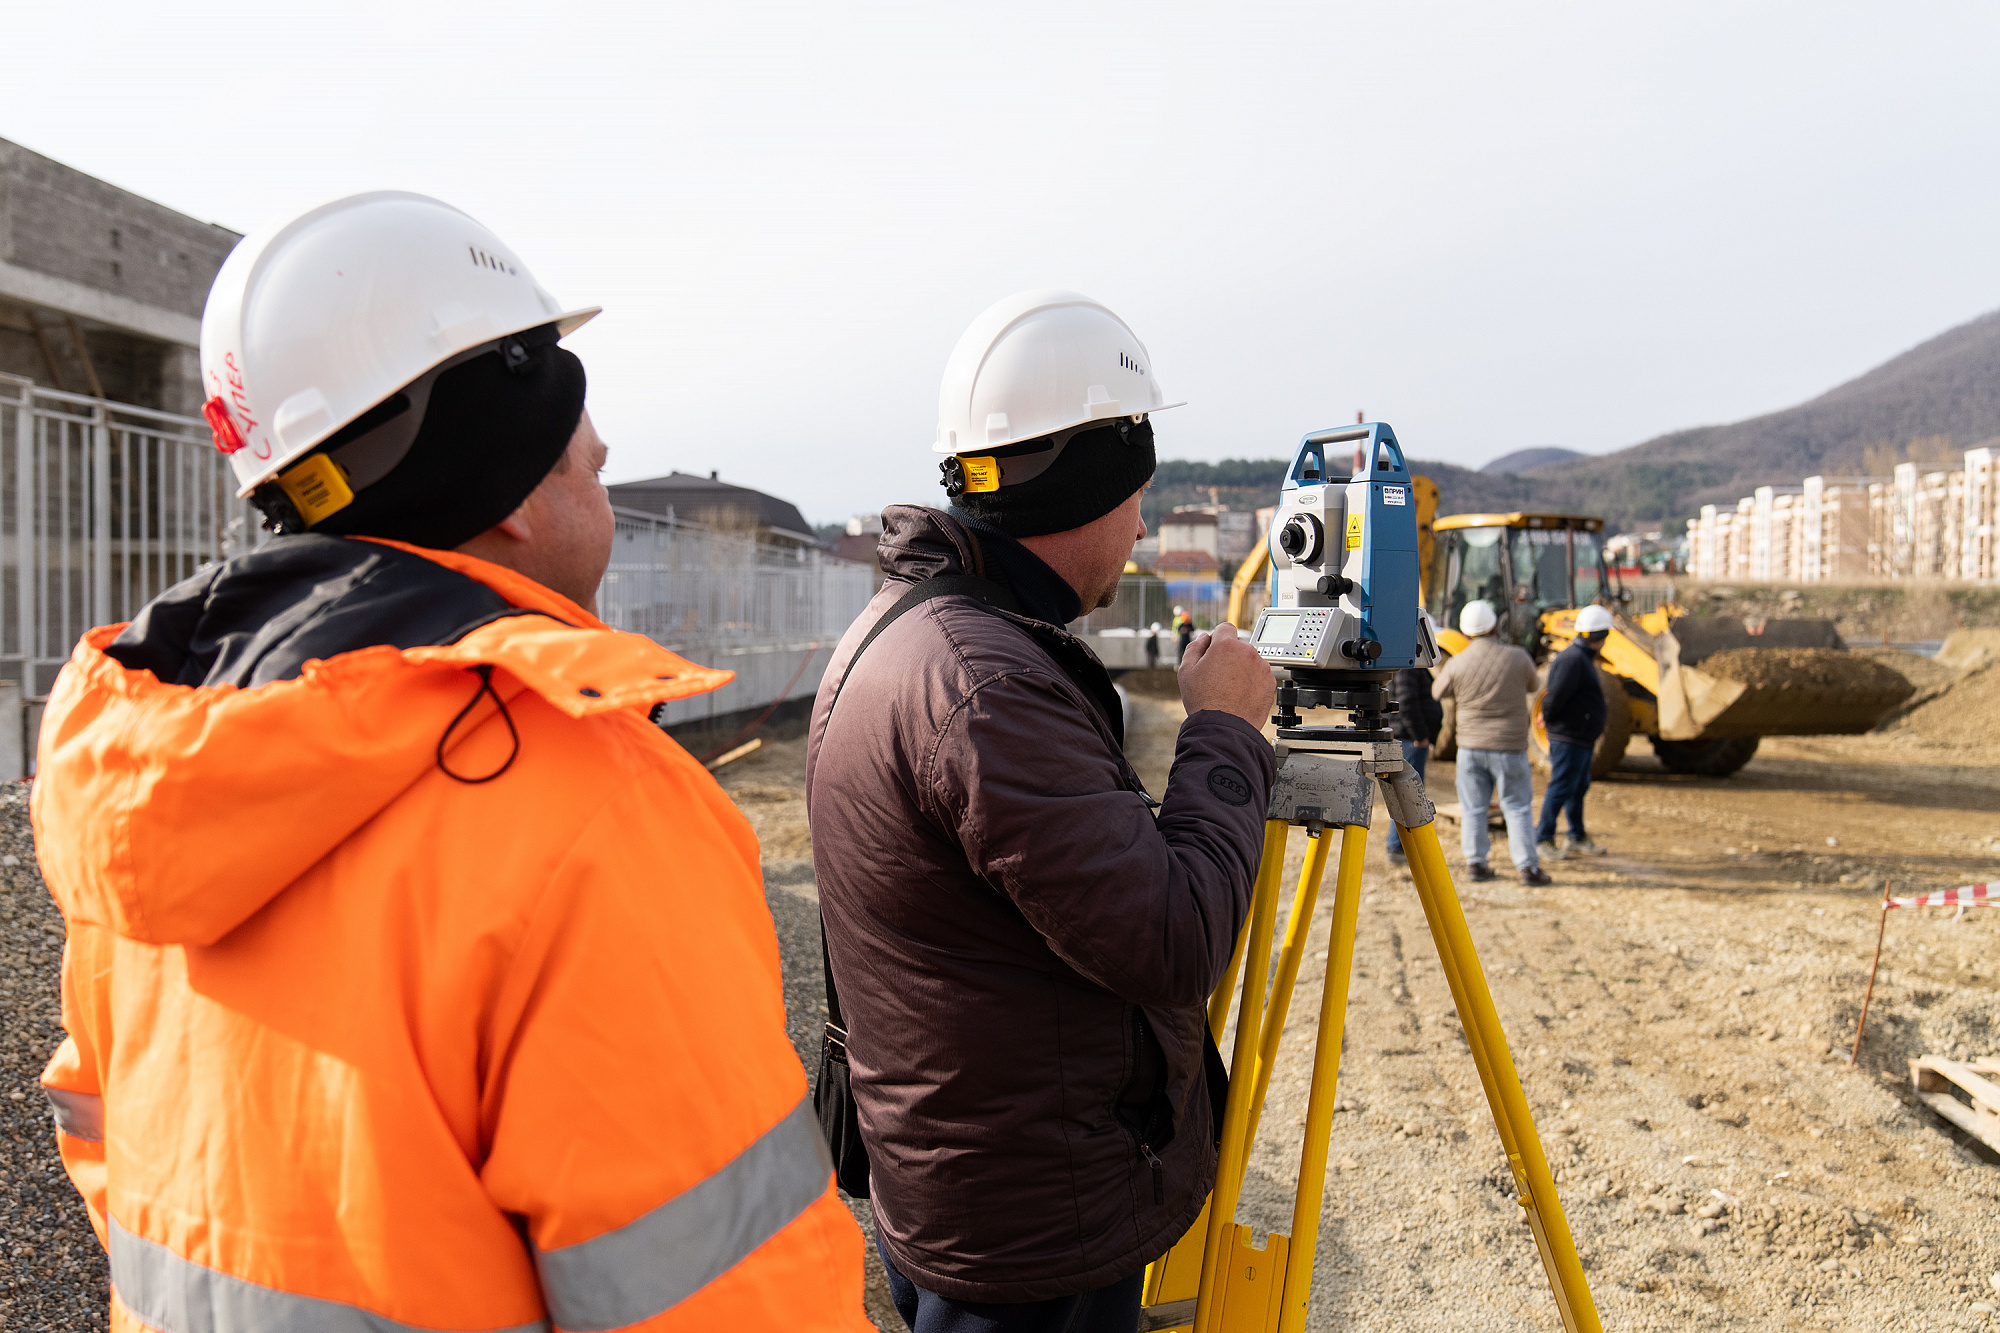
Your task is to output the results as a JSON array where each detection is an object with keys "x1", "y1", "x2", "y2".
[{"x1": 725, "y1": 671, "x2": 2000, "y2": 1332}]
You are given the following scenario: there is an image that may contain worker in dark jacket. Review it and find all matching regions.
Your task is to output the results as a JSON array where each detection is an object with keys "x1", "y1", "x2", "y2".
[
  {"x1": 808, "y1": 291, "x2": 1277, "y2": 1332},
  {"x1": 1385, "y1": 665, "x2": 1443, "y2": 865},
  {"x1": 1536, "y1": 604, "x2": 1614, "y2": 861}
]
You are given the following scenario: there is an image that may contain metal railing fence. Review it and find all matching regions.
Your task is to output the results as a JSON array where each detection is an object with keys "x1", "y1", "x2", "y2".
[
  {"x1": 598, "y1": 506, "x2": 876, "y2": 726},
  {"x1": 1070, "y1": 574, "x2": 1267, "y2": 635},
  {"x1": 1, "y1": 375, "x2": 876, "y2": 740},
  {"x1": 0, "y1": 374, "x2": 254, "y2": 699}
]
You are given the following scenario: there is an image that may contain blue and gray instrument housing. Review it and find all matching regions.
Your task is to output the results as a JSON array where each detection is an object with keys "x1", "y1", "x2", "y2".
[{"x1": 1250, "y1": 423, "x2": 1442, "y2": 671}]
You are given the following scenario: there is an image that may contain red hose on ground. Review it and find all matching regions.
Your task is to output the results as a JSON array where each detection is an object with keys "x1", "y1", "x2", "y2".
[{"x1": 695, "y1": 642, "x2": 823, "y2": 765}]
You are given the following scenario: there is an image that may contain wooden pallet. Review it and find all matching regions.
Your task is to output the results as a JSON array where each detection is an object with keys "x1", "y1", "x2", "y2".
[{"x1": 1910, "y1": 1056, "x2": 2000, "y2": 1154}]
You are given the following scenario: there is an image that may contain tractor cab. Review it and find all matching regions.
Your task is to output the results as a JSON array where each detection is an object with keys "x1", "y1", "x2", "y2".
[{"x1": 1428, "y1": 513, "x2": 1614, "y2": 659}]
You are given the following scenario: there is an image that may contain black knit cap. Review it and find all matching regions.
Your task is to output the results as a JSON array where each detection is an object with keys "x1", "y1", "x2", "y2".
[
  {"x1": 944, "y1": 416, "x2": 1156, "y2": 538},
  {"x1": 264, "y1": 324, "x2": 586, "y2": 551}
]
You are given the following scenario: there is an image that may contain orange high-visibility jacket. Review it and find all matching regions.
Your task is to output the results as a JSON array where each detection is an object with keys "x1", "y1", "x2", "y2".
[{"x1": 33, "y1": 538, "x2": 868, "y2": 1332}]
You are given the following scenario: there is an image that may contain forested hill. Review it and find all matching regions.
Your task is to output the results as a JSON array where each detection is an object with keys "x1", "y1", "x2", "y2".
[
  {"x1": 1145, "y1": 457, "x2": 1540, "y2": 533},
  {"x1": 1516, "y1": 305, "x2": 2000, "y2": 528}
]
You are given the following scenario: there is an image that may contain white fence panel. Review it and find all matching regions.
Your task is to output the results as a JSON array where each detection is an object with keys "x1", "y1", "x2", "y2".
[
  {"x1": 0, "y1": 374, "x2": 254, "y2": 702},
  {"x1": 2, "y1": 374, "x2": 875, "y2": 756},
  {"x1": 592, "y1": 507, "x2": 874, "y2": 727}
]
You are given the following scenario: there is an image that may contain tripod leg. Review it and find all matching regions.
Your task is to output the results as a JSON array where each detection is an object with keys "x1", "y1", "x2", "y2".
[
  {"x1": 1275, "y1": 823, "x2": 1366, "y2": 1333},
  {"x1": 1192, "y1": 819, "x2": 1290, "y2": 1333},
  {"x1": 1207, "y1": 905, "x2": 1253, "y2": 1043},
  {"x1": 1243, "y1": 828, "x2": 1337, "y2": 1150},
  {"x1": 1399, "y1": 818, "x2": 1601, "y2": 1333}
]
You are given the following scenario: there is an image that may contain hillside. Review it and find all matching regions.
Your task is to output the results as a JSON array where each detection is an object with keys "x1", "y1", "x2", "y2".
[
  {"x1": 1483, "y1": 446, "x2": 1584, "y2": 474},
  {"x1": 1146, "y1": 456, "x2": 1542, "y2": 533},
  {"x1": 1152, "y1": 305, "x2": 2000, "y2": 535},
  {"x1": 1526, "y1": 306, "x2": 2000, "y2": 528}
]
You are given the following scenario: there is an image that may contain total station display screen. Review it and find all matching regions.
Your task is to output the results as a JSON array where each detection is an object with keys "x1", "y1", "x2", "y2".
[{"x1": 1258, "y1": 613, "x2": 1301, "y2": 645}]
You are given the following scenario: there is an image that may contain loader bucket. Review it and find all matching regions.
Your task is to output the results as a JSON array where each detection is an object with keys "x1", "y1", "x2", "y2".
[{"x1": 1654, "y1": 617, "x2": 1914, "y2": 740}]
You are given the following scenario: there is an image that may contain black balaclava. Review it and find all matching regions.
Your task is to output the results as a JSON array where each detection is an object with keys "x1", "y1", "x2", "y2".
[
  {"x1": 256, "y1": 323, "x2": 586, "y2": 551},
  {"x1": 941, "y1": 415, "x2": 1155, "y2": 538}
]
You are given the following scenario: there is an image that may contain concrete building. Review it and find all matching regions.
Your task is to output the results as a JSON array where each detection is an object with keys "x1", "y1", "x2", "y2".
[
  {"x1": 1689, "y1": 454, "x2": 1997, "y2": 585},
  {"x1": 1749, "y1": 486, "x2": 1803, "y2": 583},
  {"x1": 1800, "y1": 476, "x2": 1879, "y2": 583},
  {"x1": 1158, "y1": 508, "x2": 1218, "y2": 562},
  {"x1": 831, "y1": 513, "x2": 884, "y2": 584},
  {"x1": 1967, "y1": 448, "x2": 1997, "y2": 583},
  {"x1": 608, "y1": 471, "x2": 819, "y2": 550},
  {"x1": 0, "y1": 138, "x2": 238, "y2": 413}
]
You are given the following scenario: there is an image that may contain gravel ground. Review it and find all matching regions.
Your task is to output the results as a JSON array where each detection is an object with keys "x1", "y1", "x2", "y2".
[
  {"x1": 0, "y1": 782, "x2": 110, "y2": 1328},
  {"x1": 21, "y1": 696, "x2": 1995, "y2": 1332}
]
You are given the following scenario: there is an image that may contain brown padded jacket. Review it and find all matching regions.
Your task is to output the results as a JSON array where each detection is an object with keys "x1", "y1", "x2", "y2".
[{"x1": 805, "y1": 507, "x2": 1275, "y2": 1303}]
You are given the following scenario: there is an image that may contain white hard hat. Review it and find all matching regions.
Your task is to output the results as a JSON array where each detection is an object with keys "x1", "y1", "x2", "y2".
[
  {"x1": 200, "y1": 191, "x2": 599, "y2": 496},
  {"x1": 934, "y1": 290, "x2": 1183, "y2": 456},
  {"x1": 1575, "y1": 604, "x2": 1615, "y2": 633},
  {"x1": 1460, "y1": 600, "x2": 1498, "y2": 636}
]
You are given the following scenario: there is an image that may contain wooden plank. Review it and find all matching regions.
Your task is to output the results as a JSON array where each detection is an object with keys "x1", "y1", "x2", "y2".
[
  {"x1": 1914, "y1": 1090, "x2": 2000, "y2": 1156},
  {"x1": 1138, "y1": 1299, "x2": 1195, "y2": 1333},
  {"x1": 1913, "y1": 1056, "x2": 2000, "y2": 1117}
]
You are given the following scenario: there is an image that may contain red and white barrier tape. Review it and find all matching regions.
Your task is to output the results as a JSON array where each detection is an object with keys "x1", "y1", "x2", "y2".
[{"x1": 1885, "y1": 882, "x2": 1993, "y2": 910}]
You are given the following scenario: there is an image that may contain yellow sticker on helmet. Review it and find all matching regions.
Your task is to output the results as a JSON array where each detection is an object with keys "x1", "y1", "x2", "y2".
[
  {"x1": 277, "y1": 452, "x2": 355, "y2": 527},
  {"x1": 960, "y1": 456, "x2": 1001, "y2": 494},
  {"x1": 1346, "y1": 514, "x2": 1363, "y2": 550}
]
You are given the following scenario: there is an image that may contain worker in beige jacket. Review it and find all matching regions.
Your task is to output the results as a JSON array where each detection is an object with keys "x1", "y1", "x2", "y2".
[{"x1": 1433, "y1": 600, "x2": 1551, "y2": 885}]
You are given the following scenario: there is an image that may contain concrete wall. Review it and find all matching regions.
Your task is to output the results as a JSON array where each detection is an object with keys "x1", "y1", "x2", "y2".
[{"x1": 0, "y1": 138, "x2": 238, "y2": 413}]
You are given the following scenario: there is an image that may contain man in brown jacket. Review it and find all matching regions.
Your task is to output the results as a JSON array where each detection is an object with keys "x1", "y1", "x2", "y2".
[
  {"x1": 1432, "y1": 598, "x2": 1551, "y2": 885},
  {"x1": 807, "y1": 291, "x2": 1277, "y2": 1331}
]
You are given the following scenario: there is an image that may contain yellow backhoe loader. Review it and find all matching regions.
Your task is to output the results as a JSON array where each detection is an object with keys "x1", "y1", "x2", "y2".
[{"x1": 1227, "y1": 498, "x2": 1912, "y2": 780}]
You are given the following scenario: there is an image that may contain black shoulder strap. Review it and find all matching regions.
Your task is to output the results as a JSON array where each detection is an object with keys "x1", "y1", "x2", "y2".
[
  {"x1": 817, "y1": 572, "x2": 1020, "y2": 1035},
  {"x1": 824, "y1": 574, "x2": 1021, "y2": 721}
]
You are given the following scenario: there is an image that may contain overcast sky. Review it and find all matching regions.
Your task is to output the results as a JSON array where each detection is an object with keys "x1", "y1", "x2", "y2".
[{"x1": 6, "y1": 2, "x2": 1997, "y2": 526}]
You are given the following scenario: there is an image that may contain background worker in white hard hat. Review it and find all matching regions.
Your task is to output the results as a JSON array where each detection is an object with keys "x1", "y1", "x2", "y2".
[
  {"x1": 1433, "y1": 599, "x2": 1551, "y2": 885},
  {"x1": 808, "y1": 291, "x2": 1277, "y2": 1331},
  {"x1": 1537, "y1": 604, "x2": 1616, "y2": 861},
  {"x1": 33, "y1": 192, "x2": 869, "y2": 1331}
]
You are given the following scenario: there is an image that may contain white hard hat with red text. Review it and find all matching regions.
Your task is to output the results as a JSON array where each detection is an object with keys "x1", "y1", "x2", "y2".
[{"x1": 199, "y1": 191, "x2": 597, "y2": 496}]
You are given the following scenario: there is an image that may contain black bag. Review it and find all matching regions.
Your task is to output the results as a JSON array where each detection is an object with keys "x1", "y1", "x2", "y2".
[
  {"x1": 810, "y1": 573, "x2": 1023, "y2": 1200},
  {"x1": 815, "y1": 933, "x2": 873, "y2": 1197}
]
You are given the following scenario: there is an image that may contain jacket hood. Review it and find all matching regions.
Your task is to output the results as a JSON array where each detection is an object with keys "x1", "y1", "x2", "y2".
[
  {"x1": 875, "y1": 506, "x2": 982, "y2": 584},
  {"x1": 32, "y1": 538, "x2": 730, "y2": 947}
]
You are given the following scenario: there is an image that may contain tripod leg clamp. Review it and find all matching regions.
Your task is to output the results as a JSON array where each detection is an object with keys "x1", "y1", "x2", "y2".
[{"x1": 1377, "y1": 763, "x2": 1436, "y2": 830}]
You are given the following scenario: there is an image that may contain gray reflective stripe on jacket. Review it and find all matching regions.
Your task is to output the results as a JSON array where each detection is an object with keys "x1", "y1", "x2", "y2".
[
  {"x1": 535, "y1": 1096, "x2": 832, "y2": 1332},
  {"x1": 44, "y1": 1086, "x2": 103, "y2": 1142},
  {"x1": 109, "y1": 1218, "x2": 549, "y2": 1333}
]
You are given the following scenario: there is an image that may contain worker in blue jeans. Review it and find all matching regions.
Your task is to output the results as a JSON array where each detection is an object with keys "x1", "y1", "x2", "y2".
[
  {"x1": 1433, "y1": 600, "x2": 1549, "y2": 886},
  {"x1": 1537, "y1": 604, "x2": 1614, "y2": 861},
  {"x1": 1386, "y1": 664, "x2": 1442, "y2": 865}
]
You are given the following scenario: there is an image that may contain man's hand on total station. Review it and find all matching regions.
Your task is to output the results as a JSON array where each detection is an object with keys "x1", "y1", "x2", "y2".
[{"x1": 1178, "y1": 623, "x2": 1277, "y2": 730}]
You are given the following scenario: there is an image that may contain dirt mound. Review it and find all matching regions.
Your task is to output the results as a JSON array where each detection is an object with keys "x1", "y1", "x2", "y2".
[
  {"x1": 1850, "y1": 645, "x2": 1960, "y2": 696},
  {"x1": 1698, "y1": 647, "x2": 1914, "y2": 697},
  {"x1": 1890, "y1": 662, "x2": 2000, "y2": 749},
  {"x1": 1939, "y1": 627, "x2": 2000, "y2": 672}
]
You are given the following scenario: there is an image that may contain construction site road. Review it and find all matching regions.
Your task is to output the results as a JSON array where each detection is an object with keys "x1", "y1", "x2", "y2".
[{"x1": 721, "y1": 669, "x2": 2000, "y2": 1332}]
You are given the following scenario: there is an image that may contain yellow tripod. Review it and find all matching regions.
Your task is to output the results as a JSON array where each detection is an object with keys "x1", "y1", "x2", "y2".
[{"x1": 1138, "y1": 729, "x2": 1601, "y2": 1333}]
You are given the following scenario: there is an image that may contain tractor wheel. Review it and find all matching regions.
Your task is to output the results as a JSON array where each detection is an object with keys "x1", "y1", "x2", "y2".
[
  {"x1": 1436, "y1": 696, "x2": 1457, "y2": 762},
  {"x1": 1652, "y1": 735, "x2": 1761, "y2": 777}
]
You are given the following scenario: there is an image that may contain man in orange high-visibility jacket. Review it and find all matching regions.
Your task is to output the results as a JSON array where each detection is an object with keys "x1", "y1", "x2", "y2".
[{"x1": 32, "y1": 192, "x2": 869, "y2": 1332}]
